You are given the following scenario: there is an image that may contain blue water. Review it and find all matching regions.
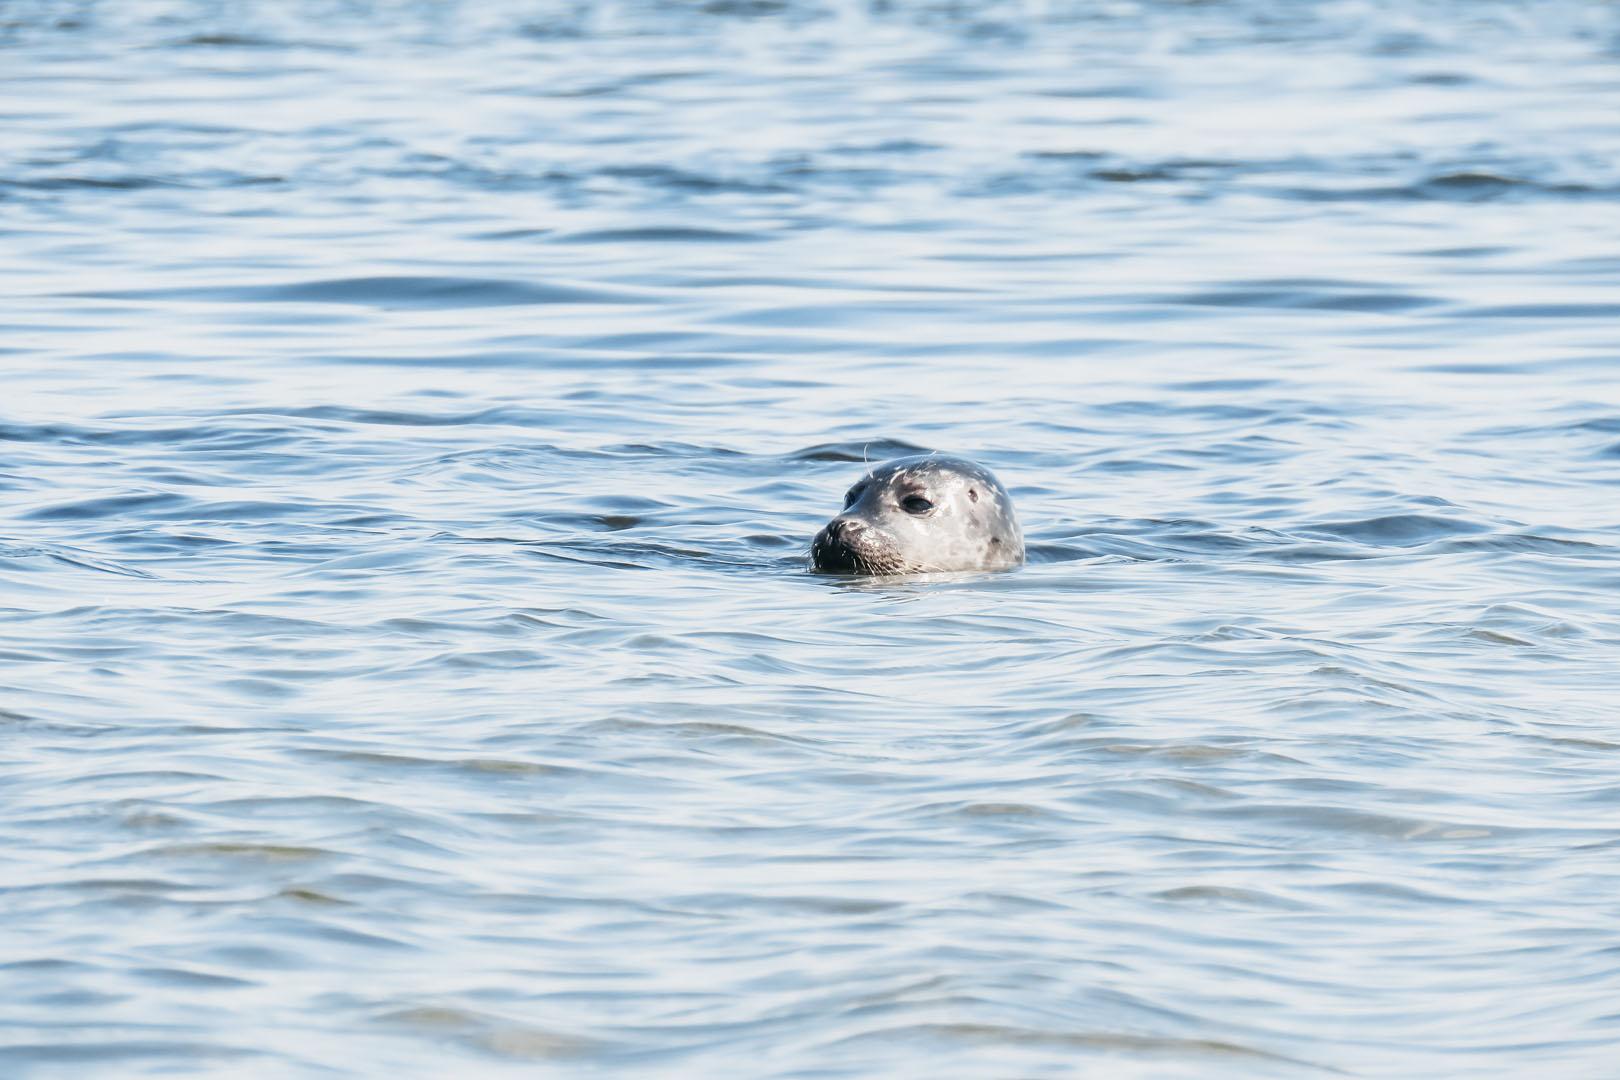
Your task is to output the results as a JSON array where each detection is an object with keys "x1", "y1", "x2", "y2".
[{"x1": 4, "y1": 1, "x2": 1620, "y2": 1075}]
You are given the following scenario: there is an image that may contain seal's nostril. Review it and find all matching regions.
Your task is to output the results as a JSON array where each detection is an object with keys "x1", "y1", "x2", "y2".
[{"x1": 826, "y1": 519, "x2": 847, "y2": 540}]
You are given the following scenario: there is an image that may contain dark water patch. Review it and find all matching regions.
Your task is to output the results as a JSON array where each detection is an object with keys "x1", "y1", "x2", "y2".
[
  {"x1": 1207, "y1": 803, "x2": 1523, "y2": 844},
  {"x1": 2, "y1": 175, "x2": 181, "y2": 192},
  {"x1": 132, "y1": 965, "x2": 255, "y2": 990},
  {"x1": 532, "y1": 511, "x2": 647, "y2": 532},
  {"x1": 374, "y1": 1006, "x2": 609, "y2": 1060},
  {"x1": 1163, "y1": 378, "x2": 1282, "y2": 393},
  {"x1": 1090, "y1": 161, "x2": 1226, "y2": 183},
  {"x1": 160, "y1": 32, "x2": 350, "y2": 51},
  {"x1": 1408, "y1": 71, "x2": 1478, "y2": 86},
  {"x1": 1087, "y1": 455, "x2": 1196, "y2": 475},
  {"x1": 1023, "y1": 542, "x2": 1112, "y2": 565},
  {"x1": 75, "y1": 275, "x2": 642, "y2": 309},
  {"x1": 1039, "y1": 521, "x2": 1318, "y2": 563},
  {"x1": 1422, "y1": 171, "x2": 1603, "y2": 198},
  {"x1": 0, "y1": 540, "x2": 159, "y2": 578},
  {"x1": 515, "y1": 17, "x2": 589, "y2": 40},
  {"x1": 1414, "y1": 361, "x2": 1528, "y2": 374},
  {"x1": 699, "y1": 0, "x2": 795, "y2": 18},
  {"x1": 597, "y1": 164, "x2": 790, "y2": 195},
  {"x1": 524, "y1": 536, "x2": 766, "y2": 574},
  {"x1": 676, "y1": 891, "x2": 902, "y2": 916},
  {"x1": 0, "y1": 419, "x2": 309, "y2": 452},
  {"x1": 599, "y1": 441, "x2": 747, "y2": 460},
  {"x1": 1297, "y1": 513, "x2": 1492, "y2": 547},
  {"x1": 1428, "y1": 532, "x2": 1610, "y2": 557},
  {"x1": 294, "y1": 748, "x2": 614, "y2": 783},
  {"x1": 0, "y1": 1040, "x2": 269, "y2": 1066},
  {"x1": 1278, "y1": 172, "x2": 1610, "y2": 203},
  {"x1": 164, "y1": 32, "x2": 284, "y2": 48},
  {"x1": 218, "y1": 404, "x2": 574, "y2": 429},
  {"x1": 1462, "y1": 303, "x2": 1620, "y2": 319},
  {"x1": 554, "y1": 226, "x2": 768, "y2": 244},
  {"x1": 1166, "y1": 285, "x2": 1444, "y2": 313},
  {"x1": 318, "y1": 349, "x2": 745, "y2": 370},
  {"x1": 1025, "y1": 150, "x2": 1109, "y2": 162},
  {"x1": 786, "y1": 439, "x2": 937, "y2": 462},
  {"x1": 22, "y1": 492, "x2": 189, "y2": 522},
  {"x1": 831, "y1": 138, "x2": 941, "y2": 156},
  {"x1": 585, "y1": 717, "x2": 821, "y2": 748},
  {"x1": 1411, "y1": 245, "x2": 1519, "y2": 259},
  {"x1": 472, "y1": 226, "x2": 553, "y2": 240},
  {"x1": 1469, "y1": 415, "x2": 1620, "y2": 439},
  {"x1": 1012, "y1": 151, "x2": 1613, "y2": 207},
  {"x1": 1036, "y1": 84, "x2": 1159, "y2": 101},
  {"x1": 822, "y1": 1023, "x2": 1320, "y2": 1068},
  {"x1": 26, "y1": 492, "x2": 389, "y2": 527},
  {"x1": 141, "y1": 842, "x2": 338, "y2": 863},
  {"x1": 911, "y1": 799, "x2": 1071, "y2": 825},
  {"x1": 1546, "y1": 254, "x2": 1620, "y2": 275}
]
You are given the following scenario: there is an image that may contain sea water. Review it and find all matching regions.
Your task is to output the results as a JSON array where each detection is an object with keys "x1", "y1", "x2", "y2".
[{"x1": 4, "y1": 1, "x2": 1620, "y2": 1075}]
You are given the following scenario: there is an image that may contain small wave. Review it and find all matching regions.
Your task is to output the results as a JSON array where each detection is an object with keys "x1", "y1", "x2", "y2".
[
  {"x1": 1166, "y1": 284, "x2": 1444, "y2": 313},
  {"x1": 163, "y1": 32, "x2": 285, "y2": 48},
  {"x1": 0, "y1": 419, "x2": 304, "y2": 449},
  {"x1": 786, "y1": 439, "x2": 936, "y2": 462},
  {"x1": 0, "y1": 541, "x2": 158, "y2": 578},
  {"x1": 597, "y1": 164, "x2": 789, "y2": 195},
  {"x1": 373, "y1": 1006, "x2": 607, "y2": 1060},
  {"x1": 2, "y1": 175, "x2": 179, "y2": 192},
  {"x1": 74, "y1": 275, "x2": 642, "y2": 309},
  {"x1": 1461, "y1": 302, "x2": 1620, "y2": 319},
  {"x1": 1297, "y1": 513, "x2": 1491, "y2": 546},
  {"x1": 822, "y1": 1023, "x2": 1322, "y2": 1068},
  {"x1": 143, "y1": 842, "x2": 337, "y2": 863},
  {"x1": 0, "y1": 1041, "x2": 269, "y2": 1067},
  {"x1": 553, "y1": 226, "x2": 767, "y2": 244},
  {"x1": 159, "y1": 32, "x2": 350, "y2": 51},
  {"x1": 22, "y1": 493, "x2": 187, "y2": 522},
  {"x1": 1279, "y1": 171, "x2": 1609, "y2": 203}
]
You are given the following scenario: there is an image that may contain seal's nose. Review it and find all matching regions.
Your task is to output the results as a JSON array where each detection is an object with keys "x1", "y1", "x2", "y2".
[{"x1": 824, "y1": 517, "x2": 867, "y2": 543}]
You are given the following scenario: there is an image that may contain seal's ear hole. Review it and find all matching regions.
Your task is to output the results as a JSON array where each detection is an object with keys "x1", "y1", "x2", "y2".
[{"x1": 968, "y1": 488, "x2": 979, "y2": 502}]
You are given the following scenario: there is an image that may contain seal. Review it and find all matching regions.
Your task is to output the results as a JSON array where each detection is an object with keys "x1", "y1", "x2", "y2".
[{"x1": 810, "y1": 454, "x2": 1024, "y2": 575}]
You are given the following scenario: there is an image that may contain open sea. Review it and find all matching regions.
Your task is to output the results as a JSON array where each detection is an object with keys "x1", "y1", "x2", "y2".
[{"x1": 4, "y1": 1, "x2": 1620, "y2": 1075}]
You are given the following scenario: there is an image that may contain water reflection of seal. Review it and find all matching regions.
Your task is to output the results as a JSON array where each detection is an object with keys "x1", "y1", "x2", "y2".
[{"x1": 810, "y1": 454, "x2": 1024, "y2": 575}]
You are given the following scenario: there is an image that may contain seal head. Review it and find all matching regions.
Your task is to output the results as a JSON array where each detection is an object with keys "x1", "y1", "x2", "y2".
[{"x1": 810, "y1": 454, "x2": 1024, "y2": 575}]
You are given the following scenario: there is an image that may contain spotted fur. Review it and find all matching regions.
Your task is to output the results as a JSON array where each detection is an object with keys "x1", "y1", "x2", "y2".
[{"x1": 809, "y1": 454, "x2": 1024, "y2": 575}]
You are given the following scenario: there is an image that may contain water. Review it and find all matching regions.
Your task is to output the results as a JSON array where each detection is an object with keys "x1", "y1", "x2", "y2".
[{"x1": 4, "y1": 1, "x2": 1620, "y2": 1075}]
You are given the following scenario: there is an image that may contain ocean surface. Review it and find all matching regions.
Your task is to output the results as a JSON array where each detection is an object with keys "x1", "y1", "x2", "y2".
[{"x1": 4, "y1": 1, "x2": 1620, "y2": 1076}]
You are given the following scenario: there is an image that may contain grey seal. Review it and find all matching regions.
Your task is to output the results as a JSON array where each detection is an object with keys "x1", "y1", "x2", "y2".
[{"x1": 810, "y1": 454, "x2": 1024, "y2": 575}]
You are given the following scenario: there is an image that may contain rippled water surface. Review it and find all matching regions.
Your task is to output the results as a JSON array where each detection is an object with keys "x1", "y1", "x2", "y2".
[{"x1": 5, "y1": 1, "x2": 1620, "y2": 1075}]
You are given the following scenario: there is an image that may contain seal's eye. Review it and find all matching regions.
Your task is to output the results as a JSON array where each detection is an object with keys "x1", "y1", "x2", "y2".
[
  {"x1": 843, "y1": 485, "x2": 864, "y2": 508},
  {"x1": 901, "y1": 495, "x2": 934, "y2": 515}
]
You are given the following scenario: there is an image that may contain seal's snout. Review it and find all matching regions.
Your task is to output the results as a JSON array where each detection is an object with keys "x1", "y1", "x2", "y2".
[{"x1": 811, "y1": 517, "x2": 868, "y2": 573}]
